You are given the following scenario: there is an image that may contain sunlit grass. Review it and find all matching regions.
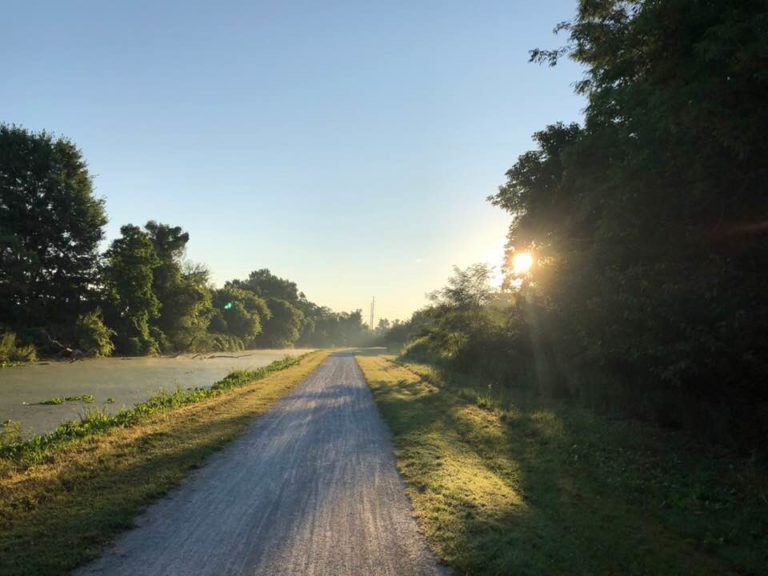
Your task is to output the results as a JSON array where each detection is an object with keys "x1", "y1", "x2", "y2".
[{"x1": 357, "y1": 354, "x2": 768, "y2": 576}]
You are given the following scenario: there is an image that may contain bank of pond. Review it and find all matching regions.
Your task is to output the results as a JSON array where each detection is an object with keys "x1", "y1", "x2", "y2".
[{"x1": 0, "y1": 350, "x2": 313, "y2": 436}]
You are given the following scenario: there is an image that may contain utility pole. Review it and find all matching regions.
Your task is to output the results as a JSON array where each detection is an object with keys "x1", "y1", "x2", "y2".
[{"x1": 370, "y1": 296, "x2": 375, "y2": 331}]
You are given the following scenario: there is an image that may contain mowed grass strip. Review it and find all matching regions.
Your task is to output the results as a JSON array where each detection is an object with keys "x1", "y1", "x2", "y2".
[
  {"x1": 356, "y1": 354, "x2": 768, "y2": 576},
  {"x1": 0, "y1": 350, "x2": 331, "y2": 576}
]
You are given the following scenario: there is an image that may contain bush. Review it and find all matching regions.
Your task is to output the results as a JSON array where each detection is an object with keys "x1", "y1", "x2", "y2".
[
  {"x1": 401, "y1": 336, "x2": 435, "y2": 363},
  {"x1": 0, "y1": 332, "x2": 37, "y2": 365},
  {"x1": 0, "y1": 333, "x2": 16, "y2": 361},
  {"x1": 75, "y1": 310, "x2": 115, "y2": 357},
  {"x1": 113, "y1": 332, "x2": 159, "y2": 357},
  {"x1": 13, "y1": 344, "x2": 37, "y2": 363},
  {"x1": 0, "y1": 420, "x2": 23, "y2": 449},
  {"x1": 204, "y1": 333, "x2": 245, "y2": 352},
  {"x1": 150, "y1": 326, "x2": 172, "y2": 354}
]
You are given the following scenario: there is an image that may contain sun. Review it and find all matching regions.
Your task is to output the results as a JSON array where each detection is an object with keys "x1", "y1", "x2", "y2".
[{"x1": 512, "y1": 251, "x2": 533, "y2": 275}]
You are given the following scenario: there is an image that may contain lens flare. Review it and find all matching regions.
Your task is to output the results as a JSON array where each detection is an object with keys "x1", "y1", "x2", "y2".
[{"x1": 512, "y1": 252, "x2": 533, "y2": 275}]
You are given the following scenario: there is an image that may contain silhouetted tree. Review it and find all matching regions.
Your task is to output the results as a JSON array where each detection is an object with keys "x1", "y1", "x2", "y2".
[
  {"x1": 487, "y1": 0, "x2": 768, "y2": 446},
  {"x1": 0, "y1": 125, "x2": 107, "y2": 337}
]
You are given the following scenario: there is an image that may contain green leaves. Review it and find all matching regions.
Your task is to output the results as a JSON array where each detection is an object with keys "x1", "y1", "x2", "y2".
[
  {"x1": 1, "y1": 126, "x2": 371, "y2": 356},
  {"x1": 103, "y1": 225, "x2": 162, "y2": 355},
  {"x1": 75, "y1": 310, "x2": 115, "y2": 357},
  {"x1": 0, "y1": 125, "x2": 107, "y2": 332},
  {"x1": 485, "y1": 0, "x2": 768, "y2": 447}
]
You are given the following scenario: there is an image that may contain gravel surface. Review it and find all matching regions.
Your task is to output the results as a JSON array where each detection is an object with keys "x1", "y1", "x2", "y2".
[{"x1": 75, "y1": 353, "x2": 446, "y2": 576}]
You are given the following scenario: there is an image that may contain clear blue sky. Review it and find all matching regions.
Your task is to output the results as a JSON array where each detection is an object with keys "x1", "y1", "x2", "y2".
[{"x1": 3, "y1": 0, "x2": 584, "y2": 320}]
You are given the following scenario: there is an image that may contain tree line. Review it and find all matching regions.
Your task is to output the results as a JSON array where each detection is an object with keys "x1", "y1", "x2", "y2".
[
  {"x1": 0, "y1": 125, "x2": 371, "y2": 359},
  {"x1": 384, "y1": 0, "x2": 768, "y2": 451}
]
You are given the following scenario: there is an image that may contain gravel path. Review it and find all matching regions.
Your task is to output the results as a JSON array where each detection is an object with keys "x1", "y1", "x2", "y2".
[{"x1": 75, "y1": 353, "x2": 445, "y2": 576}]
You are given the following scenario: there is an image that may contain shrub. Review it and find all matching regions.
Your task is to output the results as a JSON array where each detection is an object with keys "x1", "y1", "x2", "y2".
[
  {"x1": 401, "y1": 336, "x2": 435, "y2": 362},
  {"x1": 122, "y1": 337, "x2": 144, "y2": 356},
  {"x1": 75, "y1": 310, "x2": 116, "y2": 357},
  {"x1": 0, "y1": 332, "x2": 37, "y2": 364},
  {"x1": 0, "y1": 420, "x2": 23, "y2": 449},
  {"x1": 202, "y1": 333, "x2": 245, "y2": 352}
]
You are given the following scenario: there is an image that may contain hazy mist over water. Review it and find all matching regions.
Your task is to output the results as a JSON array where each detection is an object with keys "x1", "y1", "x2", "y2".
[{"x1": 0, "y1": 350, "x2": 312, "y2": 435}]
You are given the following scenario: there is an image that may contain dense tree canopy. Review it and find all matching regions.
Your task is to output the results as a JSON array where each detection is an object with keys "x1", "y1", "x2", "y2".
[
  {"x1": 227, "y1": 269, "x2": 370, "y2": 348},
  {"x1": 210, "y1": 286, "x2": 269, "y2": 345},
  {"x1": 258, "y1": 298, "x2": 304, "y2": 348},
  {"x1": 145, "y1": 221, "x2": 212, "y2": 352},
  {"x1": 0, "y1": 124, "x2": 372, "y2": 356},
  {"x1": 0, "y1": 125, "x2": 107, "y2": 334},
  {"x1": 103, "y1": 225, "x2": 162, "y2": 355},
  {"x1": 230, "y1": 269, "x2": 301, "y2": 303},
  {"x1": 392, "y1": 0, "x2": 768, "y2": 450},
  {"x1": 508, "y1": 0, "x2": 768, "y2": 444}
]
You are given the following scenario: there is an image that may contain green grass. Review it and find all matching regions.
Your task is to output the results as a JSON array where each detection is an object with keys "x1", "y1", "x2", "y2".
[
  {"x1": 356, "y1": 353, "x2": 768, "y2": 576},
  {"x1": 0, "y1": 350, "x2": 331, "y2": 575}
]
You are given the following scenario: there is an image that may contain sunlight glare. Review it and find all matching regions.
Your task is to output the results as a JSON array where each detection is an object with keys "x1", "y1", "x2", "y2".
[
  {"x1": 485, "y1": 240, "x2": 506, "y2": 287},
  {"x1": 512, "y1": 252, "x2": 533, "y2": 275}
]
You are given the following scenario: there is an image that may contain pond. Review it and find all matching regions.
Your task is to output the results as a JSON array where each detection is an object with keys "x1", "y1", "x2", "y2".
[{"x1": 0, "y1": 349, "x2": 314, "y2": 436}]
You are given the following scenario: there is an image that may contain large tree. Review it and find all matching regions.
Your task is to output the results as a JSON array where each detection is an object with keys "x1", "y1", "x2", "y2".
[
  {"x1": 229, "y1": 268, "x2": 302, "y2": 304},
  {"x1": 210, "y1": 286, "x2": 269, "y2": 346},
  {"x1": 145, "y1": 221, "x2": 212, "y2": 352},
  {"x1": 491, "y1": 0, "x2": 768, "y2": 444},
  {"x1": 0, "y1": 125, "x2": 107, "y2": 335},
  {"x1": 102, "y1": 225, "x2": 161, "y2": 355},
  {"x1": 257, "y1": 298, "x2": 304, "y2": 348}
]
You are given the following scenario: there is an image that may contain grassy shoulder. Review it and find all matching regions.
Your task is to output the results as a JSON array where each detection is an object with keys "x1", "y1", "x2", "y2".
[
  {"x1": 0, "y1": 350, "x2": 332, "y2": 576},
  {"x1": 356, "y1": 353, "x2": 768, "y2": 576}
]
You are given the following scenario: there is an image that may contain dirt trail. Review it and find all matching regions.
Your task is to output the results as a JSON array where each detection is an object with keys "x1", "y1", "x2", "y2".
[{"x1": 76, "y1": 353, "x2": 445, "y2": 576}]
